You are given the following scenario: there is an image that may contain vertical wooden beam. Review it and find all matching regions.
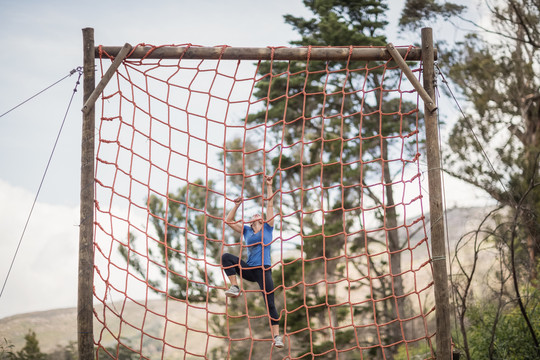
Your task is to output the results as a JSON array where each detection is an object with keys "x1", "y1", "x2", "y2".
[
  {"x1": 422, "y1": 27, "x2": 452, "y2": 359},
  {"x1": 79, "y1": 27, "x2": 95, "y2": 360}
]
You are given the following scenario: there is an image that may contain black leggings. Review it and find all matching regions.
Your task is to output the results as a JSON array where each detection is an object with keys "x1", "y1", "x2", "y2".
[{"x1": 221, "y1": 253, "x2": 279, "y2": 325}]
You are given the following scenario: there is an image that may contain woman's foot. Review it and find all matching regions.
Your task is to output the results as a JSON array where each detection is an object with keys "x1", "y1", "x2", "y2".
[
  {"x1": 273, "y1": 335, "x2": 284, "y2": 348},
  {"x1": 225, "y1": 285, "x2": 241, "y2": 298}
]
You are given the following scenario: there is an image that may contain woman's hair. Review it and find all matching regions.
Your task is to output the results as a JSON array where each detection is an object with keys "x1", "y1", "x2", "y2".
[{"x1": 249, "y1": 213, "x2": 264, "y2": 228}]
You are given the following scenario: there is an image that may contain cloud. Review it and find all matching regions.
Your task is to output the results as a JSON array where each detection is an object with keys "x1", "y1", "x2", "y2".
[{"x1": 0, "y1": 180, "x2": 79, "y2": 319}]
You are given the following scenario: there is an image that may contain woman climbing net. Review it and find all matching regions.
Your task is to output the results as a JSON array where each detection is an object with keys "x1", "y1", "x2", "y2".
[{"x1": 221, "y1": 175, "x2": 284, "y2": 348}]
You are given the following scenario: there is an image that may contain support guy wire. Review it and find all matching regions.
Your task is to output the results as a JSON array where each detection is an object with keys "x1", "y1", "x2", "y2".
[{"x1": 0, "y1": 68, "x2": 83, "y2": 300}]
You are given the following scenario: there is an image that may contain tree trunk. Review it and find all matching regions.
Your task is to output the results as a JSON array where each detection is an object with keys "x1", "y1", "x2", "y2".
[{"x1": 382, "y1": 138, "x2": 404, "y2": 357}]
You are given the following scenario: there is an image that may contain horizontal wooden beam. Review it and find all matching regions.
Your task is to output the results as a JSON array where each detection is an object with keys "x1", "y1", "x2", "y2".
[{"x1": 96, "y1": 45, "x2": 433, "y2": 61}]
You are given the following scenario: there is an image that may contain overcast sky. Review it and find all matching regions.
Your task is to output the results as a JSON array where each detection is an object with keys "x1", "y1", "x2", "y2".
[{"x1": 0, "y1": 0, "x2": 491, "y2": 320}]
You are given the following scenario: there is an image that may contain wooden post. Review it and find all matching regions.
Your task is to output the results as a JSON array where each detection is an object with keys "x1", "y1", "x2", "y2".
[
  {"x1": 422, "y1": 27, "x2": 452, "y2": 359},
  {"x1": 79, "y1": 27, "x2": 95, "y2": 360}
]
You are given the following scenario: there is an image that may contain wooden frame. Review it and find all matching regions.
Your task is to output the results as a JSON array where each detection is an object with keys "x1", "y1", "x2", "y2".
[{"x1": 79, "y1": 27, "x2": 451, "y2": 360}]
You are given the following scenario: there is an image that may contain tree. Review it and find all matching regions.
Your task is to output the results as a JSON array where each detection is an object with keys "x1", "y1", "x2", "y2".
[
  {"x1": 399, "y1": 0, "x2": 465, "y2": 30},
  {"x1": 403, "y1": 0, "x2": 540, "y2": 281},
  {"x1": 219, "y1": 1, "x2": 426, "y2": 358},
  {"x1": 0, "y1": 338, "x2": 15, "y2": 360},
  {"x1": 10, "y1": 331, "x2": 47, "y2": 360},
  {"x1": 400, "y1": 0, "x2": 540, "y2": 357},
  {"x1": 119, "y1": 179, "x2": 224, "y2": 302},
  {"x1": 466, "y1": 293, "x2": 540, "y2": 360},
  {"x1": 96, "y1": 343, "x2": 140, "y2": 360},
  {"x1": 446, "y1": 6, "x2": 540, "y2": 282}
]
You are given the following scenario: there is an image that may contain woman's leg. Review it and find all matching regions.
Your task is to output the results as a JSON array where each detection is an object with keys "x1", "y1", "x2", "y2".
[
  {"x1": 221, "y1": 253, "x2": 259, "y2": 287},
  {"x1": 221, "y1": 253, "x2": 240, "y2": 287},
  {"x1": 256, "y1": 268, "x2": 280, "y2": 334},
  {"x1": 272, "y1": 324, "x2": 279, "y2": 337}
]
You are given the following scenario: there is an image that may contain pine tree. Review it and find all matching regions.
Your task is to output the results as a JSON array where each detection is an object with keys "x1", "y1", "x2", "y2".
[
  {"x1": 119, "y1": 179, "x2": 224, "y2": 301},
  {"x1": 13, "y1": 331, "x2": 47, "y2": 360},
  {"x1": 221, "y1": 1, "x2": 423, "y2": 358}
]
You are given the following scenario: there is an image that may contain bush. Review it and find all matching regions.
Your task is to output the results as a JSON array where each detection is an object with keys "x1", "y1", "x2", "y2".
[{"x1": 466, "y1": 293, "x2": 540, "y2": 360}]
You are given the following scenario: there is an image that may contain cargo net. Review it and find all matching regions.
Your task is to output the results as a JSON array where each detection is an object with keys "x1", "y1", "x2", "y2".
[{"x1": 93, "y1": 44, "x2": 436, "y2": 359}]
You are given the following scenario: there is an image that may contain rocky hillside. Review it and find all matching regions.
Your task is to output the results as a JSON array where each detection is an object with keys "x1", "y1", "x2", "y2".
[
  {"x1": 0, "y1": 306, "x2": 78, "y2": 354},
  {"x1": 0, "y1": 299, "x2": 226, "y2": 358}
]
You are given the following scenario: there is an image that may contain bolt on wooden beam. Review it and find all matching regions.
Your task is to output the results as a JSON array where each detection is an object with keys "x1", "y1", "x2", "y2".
[
  {"x1": 386, "y1": 43, "x2": 437, "y2": 113},
  {"x1": 82, "y1": 42, "x2": 132, "y2": 115}
]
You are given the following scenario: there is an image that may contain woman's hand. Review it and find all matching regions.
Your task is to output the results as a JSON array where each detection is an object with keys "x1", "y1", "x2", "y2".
[
  {"x1": 226, "y1": 197, "x2": 244, "y2": 234},
  {"x1": 265, "y1": 175, "x2": 275, "y2": 227}
]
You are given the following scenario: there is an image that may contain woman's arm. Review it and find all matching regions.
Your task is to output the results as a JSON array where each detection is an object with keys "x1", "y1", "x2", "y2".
[
  {"x1": 265, "y1": 175, "x2": 274, "y2": 227},
  {"x1": 225, "y1": 197, "x2": 244, "y2": 234}
]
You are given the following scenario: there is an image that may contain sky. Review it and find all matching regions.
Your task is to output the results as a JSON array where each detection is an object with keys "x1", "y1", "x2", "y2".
[{"x1": 0, "y1": 0, "x2": 492, "y2": 320}]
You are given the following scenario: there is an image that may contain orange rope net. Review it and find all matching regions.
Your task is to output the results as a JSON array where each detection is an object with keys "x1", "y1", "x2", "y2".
[{"x1": 93, "y1": 44, "x2": 436, "y2": 359}]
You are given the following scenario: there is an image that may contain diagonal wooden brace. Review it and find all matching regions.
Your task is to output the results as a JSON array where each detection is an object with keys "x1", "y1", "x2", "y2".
[
  {"x1": 81, "y1": 42, "x2": 132, "y2": 115},
  {"x1": 386, "y1": 43, "x2": 437, "y2": 113}
]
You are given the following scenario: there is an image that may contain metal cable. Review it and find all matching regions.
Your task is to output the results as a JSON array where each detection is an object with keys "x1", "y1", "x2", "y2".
[
  {"x1": 0, "y1": 68, "x2": 80, "y2": 119},
  {"x1": 0, "y1": 67, "x2": 83, "y2": 300}
]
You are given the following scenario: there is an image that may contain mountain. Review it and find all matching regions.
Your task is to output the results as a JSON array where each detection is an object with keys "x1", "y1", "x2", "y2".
[
  {"x1": 0, "y1": 299, "x2": 226, "y2": 358},
  {"x1": 1, "y1": 306, "x2": 78, "y2": 354}
]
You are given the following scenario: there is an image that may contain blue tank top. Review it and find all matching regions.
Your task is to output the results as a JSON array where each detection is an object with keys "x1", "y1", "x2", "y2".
[{"x1": 243, "y1": 223, "x2": 273, "y2": 266}]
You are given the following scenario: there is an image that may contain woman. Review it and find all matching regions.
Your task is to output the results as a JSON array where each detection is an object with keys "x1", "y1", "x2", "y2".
[{"x1": 221, "y1": 175, "x2": 283, "y2": 348}]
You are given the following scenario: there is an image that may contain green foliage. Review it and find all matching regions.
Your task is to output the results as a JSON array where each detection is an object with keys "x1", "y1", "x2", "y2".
[
  {"x1": 394, "y1": 341, "x2": 433, "y2": 360},
  {"x1": 1, "y1": 334, "x2": 75, "y2": 360},
  {"x1": 18, "y1": 331, "x2": 46, "y2": 360},
  {"x1": 399, "y1": 0, "x2": 465, "y2": 31},
  {"x1": 1, "y1": 331, "x2": 47, "y2": 360},
  {"x1": 96, "y1": 343, "x2": 140, "y2": 360},
  {"x1": 464, "y1": 294, "x2": 540, "y2": 360},
  {"x1": 418, "y1": 8, "x2": 540, "y2": 358},
  {"x1": 285, "y1": 0, "x2": 389, "y2": 47},
  {"x1": 442, "y1": 1, "x2": 540, "y2": 281},
  {"x1": 119, "y1": 178, "x2": 223, "y2": 302},
  {"x1": 0, "y1": 338, "x2": 15, "y2": 360}
]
